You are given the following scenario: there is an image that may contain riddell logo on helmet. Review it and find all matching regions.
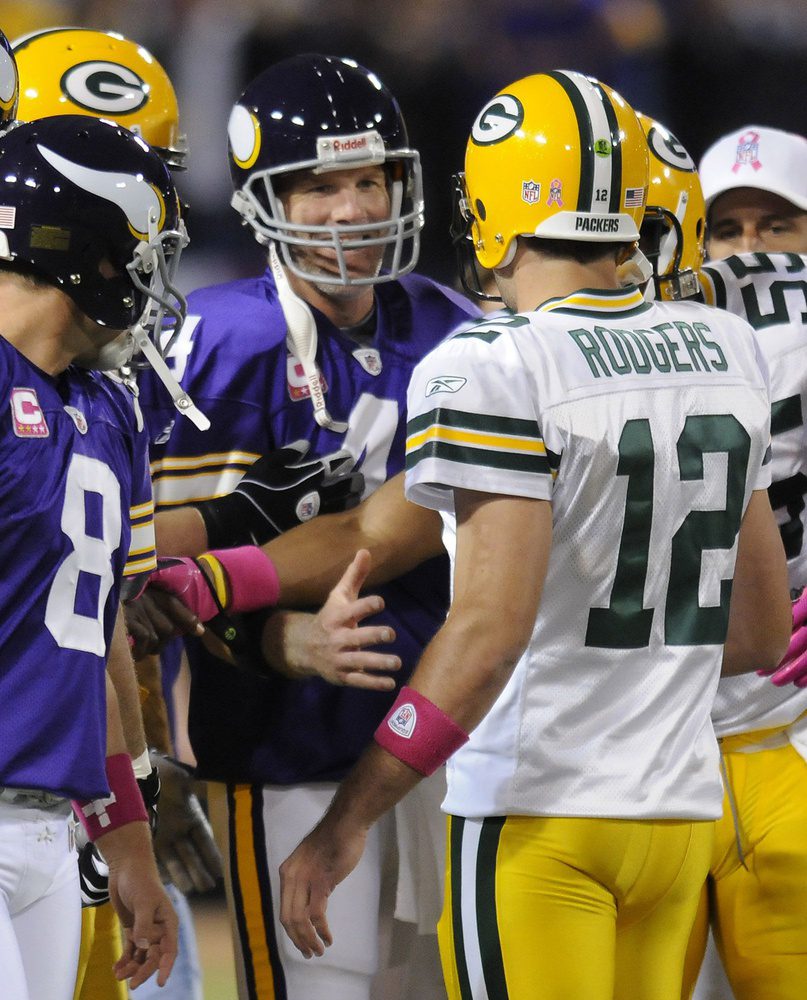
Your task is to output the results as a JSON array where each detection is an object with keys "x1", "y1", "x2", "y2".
[{"x1": 333, "y1": 137, "x2": 369, "y2": 154}]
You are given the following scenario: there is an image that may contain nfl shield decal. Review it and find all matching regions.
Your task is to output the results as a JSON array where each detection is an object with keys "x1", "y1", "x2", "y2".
[
  {"x1": 352, "y1": 347, "x2": 383, "y2": 376},
  {"x1": 733, "y1": 131, "x2": 762, "y2": 173},
  {"x1": 295, "y1": 491, "x2": 321, "y2": 522},
  {"x1": 547, "y1": 178, "x2": 564, "y2": 207},
  {"x1": 522, "y1": 180, "x2": 541, "y2": 205},
  {"x1": 388, "y1": 702, "x2": 417, "y2": 738},
  {"x1": 64, "y1": 406, "x2": 89, "y2": 435}
]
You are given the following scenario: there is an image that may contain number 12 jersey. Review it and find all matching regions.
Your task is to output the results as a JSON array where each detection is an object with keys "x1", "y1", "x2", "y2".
[{"x1": 406, "y1": 286, "x2": 771, "y2": 820}]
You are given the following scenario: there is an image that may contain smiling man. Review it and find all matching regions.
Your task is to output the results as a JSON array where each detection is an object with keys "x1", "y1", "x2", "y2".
[
  {"x1": 699, "y1": 125, "x2": 807, "y2": 259},
  {"x1": 136, "y1": 53, "x2": 479, "y2": 1000}
]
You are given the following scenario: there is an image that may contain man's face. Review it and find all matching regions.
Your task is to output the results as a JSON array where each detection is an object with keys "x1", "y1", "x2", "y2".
[
  {"x1": 280, "y1": 165, "x2": 391, "y2": 293},
  {"x1": 707, "y1": 187, "x2": 807, "y2": 259}
]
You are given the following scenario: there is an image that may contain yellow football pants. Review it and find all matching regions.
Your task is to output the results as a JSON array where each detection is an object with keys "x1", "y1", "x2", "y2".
[
  {"x1": 74, "y1": 901, "x2": 127, "y2": 1000},
  {"x1": 439, "y1": 813, "x2": 713, "y2": 1000},
  {"x1": 682, "y1": 740, "x2": 807, "y2": 1000}
]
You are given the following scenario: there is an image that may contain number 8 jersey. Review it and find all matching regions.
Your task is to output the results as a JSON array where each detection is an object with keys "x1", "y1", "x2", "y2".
[
  {"x1": 0, "y1": 336, "x2": 153, "y2": 801},
  {"x1": 405, "y1": 286, "x2": 772, "y2": 820}
]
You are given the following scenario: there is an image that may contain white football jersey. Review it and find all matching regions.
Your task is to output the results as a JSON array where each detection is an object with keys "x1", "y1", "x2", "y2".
[
  {"x1": 701, "y1": 252, "x2": 807, "y2": 740},
  {"x1": 405, "y1": 286, "x2": 771, "y2": 820}
]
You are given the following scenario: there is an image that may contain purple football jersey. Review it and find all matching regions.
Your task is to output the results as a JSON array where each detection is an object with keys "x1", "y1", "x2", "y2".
[
  {"x1": 140, "y1": 268, "x2": 479, "y2": 783},
  {"x1": 0, "y1": 337, "x2": 146, "y2": 799}
]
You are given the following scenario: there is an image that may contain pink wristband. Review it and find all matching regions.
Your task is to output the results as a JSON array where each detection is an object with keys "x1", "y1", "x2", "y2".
[
  {"x1": 208, "y1": 546, "x2": 280, "y2": 613},
  {"x1": 374, "y1": 686, "x2": 469, "y2": 776},
  {"x1": 71, "y1": 753, "x2": 148, "y2": 842}
]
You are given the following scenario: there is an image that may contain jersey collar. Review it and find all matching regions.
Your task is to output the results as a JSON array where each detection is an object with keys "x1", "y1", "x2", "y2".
[{"x1": 536, "y1": 286, "x2": 651, "y2": 318}]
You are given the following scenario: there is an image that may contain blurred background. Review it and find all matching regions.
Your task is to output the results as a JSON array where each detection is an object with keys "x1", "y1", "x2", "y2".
[
  {"x1": 4, "y1": 1, "x2": 805, "y2": 995},
  {"x1": 2, "y1": 0, "x2": 806, "y2": 293}
]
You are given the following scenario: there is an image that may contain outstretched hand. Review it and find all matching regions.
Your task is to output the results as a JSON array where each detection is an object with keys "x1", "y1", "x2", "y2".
[{"x1": 265, "y1": 549, "x2": 401, "y2": 689}]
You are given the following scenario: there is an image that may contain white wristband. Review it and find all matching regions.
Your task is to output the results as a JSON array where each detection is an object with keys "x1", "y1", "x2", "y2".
[{"x1": 130, "y1": 748, "x2": 152, "y2": 780}]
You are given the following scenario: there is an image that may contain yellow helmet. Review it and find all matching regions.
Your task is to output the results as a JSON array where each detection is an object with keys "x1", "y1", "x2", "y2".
[
  {"x1": 13, "y1": 27, "x2": 187, "y2": 168},
  {"x1": 456, "y1": 70, "x2": 648, "y2": 272},
  {"x1": 637, "y1": 113, "x2": 705, "y2": 300}
]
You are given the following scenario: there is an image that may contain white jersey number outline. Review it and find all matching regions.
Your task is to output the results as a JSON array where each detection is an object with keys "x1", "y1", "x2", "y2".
[
  {"x1": 586, "y1": 413, "x2": 750, "y2": 649},
  {"x1": 45, "y1": 454, "x2": 122, "y2": 655},
  {"x1": 341, "y1": 393, "x2": 399, "y2": 498}
]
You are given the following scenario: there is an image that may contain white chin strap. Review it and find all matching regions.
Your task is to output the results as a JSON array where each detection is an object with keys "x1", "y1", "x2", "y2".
[
  {"x1": 131, "y1": 321, "x2": 210, "y2": 431},
  {"x1": 268, "y1": 243, "x2": 348, "y2": 432},
  {"x1": 617, "y1": 247, "x2": 654, "y2": 291}
]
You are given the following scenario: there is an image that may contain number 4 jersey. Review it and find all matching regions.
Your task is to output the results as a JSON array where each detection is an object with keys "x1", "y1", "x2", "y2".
[
  {"x1": 0, "y1": 336, "x2": 154, "y2": 800},
  {"x1": 139, "y1": 266, "x2": 479, "y2": 785},
  {"x1": 405, "y1": 286, "x2": 772, "y2": 820}
]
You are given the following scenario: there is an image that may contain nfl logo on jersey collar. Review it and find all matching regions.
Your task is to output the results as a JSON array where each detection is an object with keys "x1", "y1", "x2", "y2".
[
  {"x1": 352, "y1": 347, "x2": 383, "y2": 376},
  {"x1": 64, "y1": 406, "x2": 88, "y2": 434}
]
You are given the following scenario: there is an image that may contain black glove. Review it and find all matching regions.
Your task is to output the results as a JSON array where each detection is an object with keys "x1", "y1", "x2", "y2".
[
  {"x1": 195, "y1": 441, "x2": 364, "y2": 548},
  {"x1": 77, "y1": 840, "x2": 110, "y2": 908},
  {"x1": 137, "y1": 762, "x2": 161, "y2": 835},
  {"x1": 149, "y1": 751, "x2": 223, "y2": 894}
]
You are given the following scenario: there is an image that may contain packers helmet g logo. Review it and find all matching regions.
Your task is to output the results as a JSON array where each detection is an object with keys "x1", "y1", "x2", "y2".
[
  {"x1": 646, "y1": 125, "x2": 695, "y2": 173},
  {"x1": 60, "y1": 61, "x2": 148, "y2": 116},
  {"x1": 471, "y1": 95, "x2": 523, "y2": 146}
]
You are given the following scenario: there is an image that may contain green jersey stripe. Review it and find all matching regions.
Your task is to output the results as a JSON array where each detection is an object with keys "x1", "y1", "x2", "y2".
[
  {"x1": 407, "y1": 407, "x2": 540, "y2": 439},
  {"x1": 406, "y1": 438, "x2": 552, "y2": 475}
]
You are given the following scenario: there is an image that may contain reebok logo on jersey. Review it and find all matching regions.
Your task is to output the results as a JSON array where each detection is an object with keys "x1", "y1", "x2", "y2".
[
  {"x1": 287, "y1": 355, "x2": 329, "y2": 401},
  {"x1": 388, "y1": 703, "x2": 416, "y2": 739},
  {"x1": 426, "y1": 376, "x2": 467, "y2": 396},
  {"x1": 11, "y1": 388, "x2": 48, "y2": 438}
]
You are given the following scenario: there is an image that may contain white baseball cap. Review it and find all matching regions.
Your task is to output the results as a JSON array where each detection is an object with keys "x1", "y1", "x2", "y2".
[{"x1": 699, "y1": 125, "x2": 807, "y2": 212}]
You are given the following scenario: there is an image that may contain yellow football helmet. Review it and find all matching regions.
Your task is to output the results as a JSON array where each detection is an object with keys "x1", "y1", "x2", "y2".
[
  {"x1": 454, "y1": 70, "x2": 648, "y2": 276},
  {"x1": 13, "y1": 27, "x2": 187, "y2": 168},
  {"x1": 637, "y1": 112, "x2": 705, "y2": 300}
]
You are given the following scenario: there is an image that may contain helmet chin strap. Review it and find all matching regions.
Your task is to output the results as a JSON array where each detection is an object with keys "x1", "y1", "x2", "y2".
[
  {"x1": 131, "y1": 320, "x2": 210, "y2": 431},
  {"x1": 617, "y1": 247, "x2": 653, "y2": 290},
  {"x1": 127, "y1": 208, "x2": 208, "y2": 430},
  {"x1": 268, "y1": 243, "x2": 348, "y2": 433}
]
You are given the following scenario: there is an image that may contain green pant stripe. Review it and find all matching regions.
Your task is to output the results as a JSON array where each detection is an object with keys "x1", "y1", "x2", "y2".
[{"x1": 476, "y1": 816, "x2": 509, "y2": 1000}]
